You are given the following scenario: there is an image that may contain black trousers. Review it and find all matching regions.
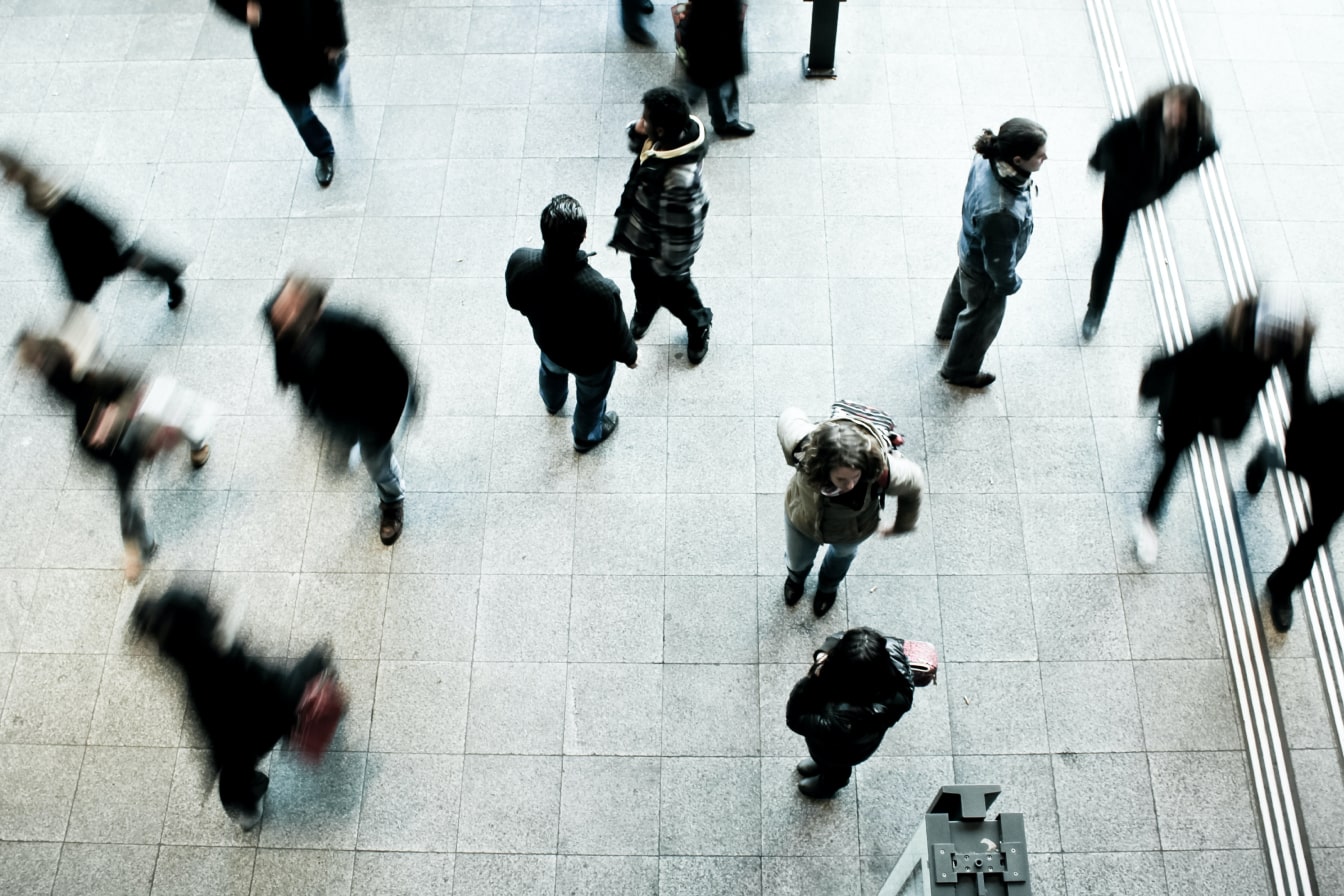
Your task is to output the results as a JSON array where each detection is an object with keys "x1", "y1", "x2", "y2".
[
  {"x1": 1089, "y1": 182, "x2": 1135, "y2": 314},
  {"x1": 1253, "y1": 447, "x2": 1344, "y2": 598},
  {"x1": 805, "y1": 733, "x2": 885, "y2": 793},
  {"x1": 629, "y1": 256, "x2": 713, "y2": 330},
  {"x1": 1145, "y1": 429, "x2": 1193, "y2": 522}
]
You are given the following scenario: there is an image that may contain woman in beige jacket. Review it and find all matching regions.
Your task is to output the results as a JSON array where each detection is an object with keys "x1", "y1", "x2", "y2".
[{"x1": 778, "y1": 407, "x2": 924, "y2": 616}]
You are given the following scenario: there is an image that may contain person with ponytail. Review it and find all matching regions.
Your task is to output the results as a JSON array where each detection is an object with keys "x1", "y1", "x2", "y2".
[{"x1": 935, "y1": 119, "x2": 1047, "y2": 389}]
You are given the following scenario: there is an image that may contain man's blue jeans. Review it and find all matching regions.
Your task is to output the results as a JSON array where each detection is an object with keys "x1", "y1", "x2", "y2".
[
  {"x1": 538, "y1": 353, "x2": 616, "y2": 444},
  {"x1": 281, "y1": 98, "x2": 335, "y2": 158}
]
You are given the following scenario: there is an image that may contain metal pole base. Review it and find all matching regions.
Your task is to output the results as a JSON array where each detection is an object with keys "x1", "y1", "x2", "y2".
[{"x1": 802, "y1": 53, "x2": 837, "y2": 79}]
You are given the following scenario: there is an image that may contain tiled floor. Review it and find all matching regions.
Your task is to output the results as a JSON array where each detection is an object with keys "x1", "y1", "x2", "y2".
[{"x1": 0, "y1": 0, "x2": 1341, "y2": 894}]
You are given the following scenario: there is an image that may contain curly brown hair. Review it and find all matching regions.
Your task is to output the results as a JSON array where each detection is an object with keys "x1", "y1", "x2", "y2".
[{"x1": 797, "y1": 420, "x2": 886, "y2": 491}]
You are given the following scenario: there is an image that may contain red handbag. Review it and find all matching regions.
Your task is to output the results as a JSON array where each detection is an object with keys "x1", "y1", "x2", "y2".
[
  {"x1": 899, "y1": 639, "x2": 939, "y2": 687},
  {"x1": 290, "y1": 671, "x2": 348, "y2": 762}
]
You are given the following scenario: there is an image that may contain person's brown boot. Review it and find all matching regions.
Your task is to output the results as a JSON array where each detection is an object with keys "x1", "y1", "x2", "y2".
[
  {"x1": 379, "y1": 501, "x2": 403, "y2": 546},
  {"x1": 190, "y1": 444, "x2": 210, "y2": 469}
]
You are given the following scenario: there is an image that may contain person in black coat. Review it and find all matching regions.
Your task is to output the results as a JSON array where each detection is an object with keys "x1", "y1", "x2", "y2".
[
  {"x1": 16, "y1": 333, "x2": 215, "y2": 581},
  {"x1": 1245, "y1": 393, "x2": 1344, "y2": 632},
  {"x1": 132, "y1": 587, "x2": 340, "y2": 831},
  {"x1": 679, "y1": 0, "x2": 754, "y2": 138},
  {"x1": 213, "y1": 0, "x2": 349, "y2": 187},
  {"x1": 1136, "y1": 295, "x2": 1312, "y2": 569},
  {"x1": 786, "y1": 627, "x2": 915, "y2": 798},
  {"x1": 1085, "y1": 84, "x2": 1218, "y2": 340},
  {"x1": 1, "y1": 150, "x2": 185, "y2": 309},
  {"x1": 264, "y1": 275, "x2": 413, "y2": 544},
  {"x1": 506, "y1": 195, "x2": 638, "y2": 452}
]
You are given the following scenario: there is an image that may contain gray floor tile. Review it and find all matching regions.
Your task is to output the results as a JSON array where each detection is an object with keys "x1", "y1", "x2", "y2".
[
  {"x1": 855, "y1": 755, "x2": 954, "y2": 856},
  {"x1": 149, "y1": 846, "x2": 255, "y2": 896},
  {"x1": 1029, "y1": 574, "x2": 1130, "y2": 661},
  {"x1": 258, "y1": 751, "x2": 365, "y2": 850},
  {"x1": 558, "y1": 756, "x2": 660, "y2": 855},
  {"x1": 1061, "y1": 852, "x2": 1166, "y2": 896},
  {"x1": 356, "y1": 752, "x2": 462, "y2": 852},
  {"x1": 660, "y1": 856, "x2": 762, "y2": 896},
  {"x1": 946, "y1": 662, "x2": 1049, "y2": 755},
  {"x1": 380, "y1": 574, "x2": 478, "y2": 662},
  {"x1": 457, "y1": 754, "x2": 561, "y2": 854},
  {"x1": 938, "y1": 574, "x2": 1037, "y2": 662},
  {"x1": 564, "y1": 663, "x2": 662, "y2": 756},
  {"x1": 88, "y1": 654, "x2": 186, "y2": 748},
  {"x1": 0, "y1": 743, "x2": 82, "y2": 841},
  {"x1": 568, "y1": 576, "x2": 664, "y2": 664},
  {"x1": 289, "y1": 573, "x2": 388, "y2": 661},
  {"x1": 556, "y1": 855, "x2": 657, "y2": 896},
  {"x1": 1149, "y1": 751, "x2": 1259, "y2": 851},
  {"x1": 1119, "y1": 573, "x2": 1224, "y2": 660},
  {"x1": 572, "y1": 493, "x2": 666, "y2": 575},
  {"x1": 665, "y1": 493, "x2": 757, "y2": 576},
  {"x1": 21, "y1": 568, "x2": 124, "y2": 654},
  {"x1": 452, "y1": 854, "x2": 555, "y2": 896},
  {"x1": 1020, "y1": 493, "x2": 1118, "y2": 575},
  {"x1": 1136, "y1": 659, "x2": 1242, "y2": 752},
  {"x1": 66, "y1": 745, "x2": 175, "y2": 844},
  {"x1": 465, "y1": 662, "x2": 565, "y2": 755},
  {"x1": 160, "y1": 748, "x2": 257, "y2": 848},
  {"x1": 251, "y1": 848, "x2": 353, "y2": 896},
  {"x1": 52, "y1": 842, "x2": 157, "y2": 896},
  {"x1": 661, "y1": 757, "x2": 761, "y2": 856},
  {"x1": 664, "y1": 575, "x2": 758, "y2": 664},
  {"x1": 1053, "y1": 752, "x2": 1159, "y2": 852},
  {"x1": 351, "y1": 851, "x2": 453, "y2": 896},
  {"x1": 663, "y1": 664, "x2": 760, "y2": 757},
  {"x1": 0, "y1": 653, "x2": 103, "y2": 746},
  {"x1": 762, "y1": 856, "x2": 860, "y2": 896},
  {"x1": 921, "y1": 416, "x2": 1015, "y2": 495},
  {"x1": 759, "y1": 756, "x2": 859, "y2": 857},
  {"x1": 369, "y1": 661, "x2": 470, "y2": 753},
  {"x1": 1041, "y1": 660, "x2": 1144, "y2": 754},
  {"x1": 930, "y1": 494, "x2": 1027, "y2": 575},
  {"x1": 474, "y1": 574, "x2": 571, "y2": 662}
]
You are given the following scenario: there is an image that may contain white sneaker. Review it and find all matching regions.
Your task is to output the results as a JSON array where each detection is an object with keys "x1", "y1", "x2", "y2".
[{"x1": 1135, "y1": 516, "x2": 1159, "y2": 568}]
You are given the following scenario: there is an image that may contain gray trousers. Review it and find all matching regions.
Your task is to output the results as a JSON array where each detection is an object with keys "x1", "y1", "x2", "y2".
[{"x1": 936, "y1": 264, "x2": 1007, "y2": 380}]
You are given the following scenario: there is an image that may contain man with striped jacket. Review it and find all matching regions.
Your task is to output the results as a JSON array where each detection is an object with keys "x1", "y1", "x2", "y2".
[{"x1": 610, "y1": 87, "x2": 715, "y2": 365}]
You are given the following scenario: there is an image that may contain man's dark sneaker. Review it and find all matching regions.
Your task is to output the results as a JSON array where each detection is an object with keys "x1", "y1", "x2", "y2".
[
  {"x1": 630, "y1": 311, "x2": 654, "y2": 340},
  {"x1": 1246, "y1": 448, "x2": 1270, "y2": 495},
  {"x1": 1081, "y1": 307, "x2": 1103, "y2": 341},
  {"x1": 379, "y1": 500, "x2": 403, "y2": 546},
  {"x1": 167, "y1": 281, "x2": 186, "y2": 310},
  {"x1": 940, "y1": 370, "x2": 996, "y2": 388},
  {"x1": 687, "y1": 323, "x2": 711, "y2": 364},
  {"x1": 623, "y1": 24, "x2": 656, "y2": 45},
  {"x1": 715, "y1": 121, "x2": 755, "y2": 138},
  {"x1": 316, "y1": 154, "x2": 335, "y2": 188},
  {"x1": 575, "y1": 412, "x2": 619, "y2": 453}
]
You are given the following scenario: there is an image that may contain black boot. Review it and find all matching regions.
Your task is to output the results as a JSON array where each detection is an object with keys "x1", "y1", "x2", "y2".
[
  {"x1": 783, "y1": 566, "x2": 810, "y2": 606},
  {"x1": 1267, "y1": 572, "x2": 1293, "y2": 632},
  {"x1": 813, "y1": 577, "x2": 839, "y2": 617}
]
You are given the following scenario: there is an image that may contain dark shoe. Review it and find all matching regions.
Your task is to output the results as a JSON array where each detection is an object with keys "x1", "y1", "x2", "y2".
[
  {"x1": 1081, "y1": 307, "x2": 1102, "y2": 341},
  {"x1": 783, "y1": 576, "x2": 805, "y2": 606},
  {"x1": 379, "y1": 500, "x2": 403, "y2": 546},
  {"x1": 640, "y1": 0, "x2": 655, "y2": 11},
  {"x1": 190, "y1": 444, "x2": 210, "y2": 469},
  {"x1": 624, "y1": 24, "x2": 656, "y2": 45},
  {"x1": 934, "y1": 330, "x2": 952, "y2": 342},
  {"x1": 575, "y1": 412, "x2": 619, "y2": 453},
  {"x1": 715, "y1": 121, "x2": 755, "y2": 138},
  {"x1": 167, "y1": 281, "x2": 186, "y2": 310},
  {"x1": 1246, "y1": 450, "x2": 1269, "y2": 495},
  {"x1": 316, "y1": 154, "x2": 334, "y2": 188},
  {"x1": 630, "y1": 311, "x2": 654, "y2": 340},
  {"x1": 796, "y1": 758, "x2": 819, "y2": 777},
  {"x1": 1269, "y1": 588, "x2": 1294, "y2": 633},
  {"x1": 940, "y1": 370, "x2": 996, "y2": 388},
  {"x1": 813, "y1": 580, "x2": 838, "y2": 617},
  {"x1": 798, "y1": 775, "x2": 844, "y2": 799},
  {"x1": 687, "y1": 323, "x2": 711, "y2": 365}
]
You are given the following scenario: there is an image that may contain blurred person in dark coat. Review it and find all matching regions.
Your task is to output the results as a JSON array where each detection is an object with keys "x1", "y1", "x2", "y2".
[
  {"x1": 1136, "y1": 294, "x2": 1312, "y2": 572},
  {"x1": 786, "y1": 627, "x2": 915, "y2": 798},
  {"x1": 1245, "y1": 391, "x2": 1343, "y2": 632},
  {"x1": 622, "y1": 0, "x2": 657, "y2": 45},
  {"x1": 132, "y1": 587, "x2": 344, "y2": 831},
  {"x1": 1084, "y1": 84, "x2": 1218, "y2": 340},
  {"x1": 213, "y1": 0, "x2": 350, "y2": 187},
  {"x1": 507, "y1": 195, "x2": 637, "y2": 453},
  {"x1": 1, "y1": 149, "x2": 186, "y2": 310},
  {"x1": 611, "y1": 87, "x2": 714, "y2": 364},
  {"x1": 264, "y1": 275, "x2": 413, "y2": 545},
  {"x1": 678, "y1": 0, "x2": 754, "y2": 138},
  {"x1": 16, "y1": 332, "x2": 215, "y2": 581}
]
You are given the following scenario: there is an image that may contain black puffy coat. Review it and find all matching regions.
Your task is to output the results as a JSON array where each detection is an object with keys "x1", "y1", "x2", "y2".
[
  {"x1": 680, "y1": 0, "x2": 747, "y2": 89},
  {"x1": 215, "y1": 0, "x2": 348, "y2": 101},
  {"x1": 1089, "y1": 99, "x2": 1218, "y2": 212},
  {"x1": 786, "y1": 636, "x2": 915, "y2": 766}
]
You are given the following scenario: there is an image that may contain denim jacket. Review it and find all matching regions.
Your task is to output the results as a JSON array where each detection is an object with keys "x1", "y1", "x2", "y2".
[{"x1": 957, "y1": 156, "x2": 1034, "y2": 296}]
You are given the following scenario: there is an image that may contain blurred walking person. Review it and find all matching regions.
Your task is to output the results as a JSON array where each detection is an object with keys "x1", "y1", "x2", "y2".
[
  {"x1": 16, "y1": 332, "x2": 215, "y2": 581},
  {"x1": 936, "y1": 118, "x2": 1047, "y2": 388},
  {"x1": 786, "y1": 627, "x2": 915, "y2": 798},
  {"x1": 213, "y1": 0, "x2": 350, "y2": 187},
  {"x1": 623, "y1": 0, "x2": 657, "y2": 45},
  {"x1": 264, "y1": 275, "x2": 413, "y2": 545},
  {"x1": 1136, "y1": 294, "x2": 1312, "y2": 569},
  {"x1": 1244, "y1": 391, "x2": 1343, "y2": 632},
  {"x1": 611, "y1": 87, "x2": 714, "y2": 364},
  {"x1": 1085, "y1": 84, "x2": 1218, "y2": 340},
  {"x1": 678, "y1": 0, "x2": 754, "y2": 138},
  {"x1": 1, "y1": 149, "x2": 186, "y2": 313},
  {"x1": 507, "y1": 195, "x2": 637, "y2": 453},
  {"x1": 132, "y1": 587, "x2": 346, "y2": 831}
]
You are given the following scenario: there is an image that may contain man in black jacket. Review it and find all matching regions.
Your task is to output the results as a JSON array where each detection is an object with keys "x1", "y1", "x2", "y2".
[
  {"x1": 507, "y1": 195, "x2": 637, "y2": 453},
  {"x1": 214, "y1": 0, "x2": 350, "y2": 187},
  {"x1": 265, "y1": 276, "x2": 413, "y2": 544},
  {"x1": 679, "y1": 0, "x2": 754, "y2": 138}
]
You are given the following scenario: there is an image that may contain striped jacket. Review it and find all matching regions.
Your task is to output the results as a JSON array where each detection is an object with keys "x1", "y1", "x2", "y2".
[{"x1": 610, "y1": 116, "x2": 709, "y2": 277}]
